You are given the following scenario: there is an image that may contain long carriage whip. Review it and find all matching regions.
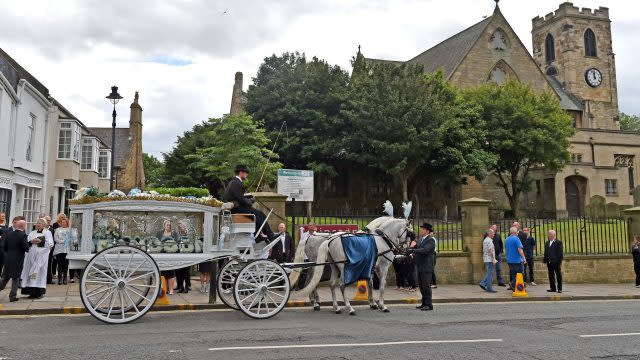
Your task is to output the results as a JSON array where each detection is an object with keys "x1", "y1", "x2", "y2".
[{"x1": 252, "y1": 121, "x2": 288, "y2": 192}]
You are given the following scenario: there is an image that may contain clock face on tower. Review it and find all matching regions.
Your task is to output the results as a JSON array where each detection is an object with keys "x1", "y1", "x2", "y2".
[{"x1": 585, "y1": 68, "x2": 603, "y2": 87}]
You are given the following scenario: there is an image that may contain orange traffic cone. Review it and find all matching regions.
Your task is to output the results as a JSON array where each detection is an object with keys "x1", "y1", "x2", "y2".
[
  {"x1": 353, "y1": 280, "x2": 369, "y2": 301},
  {"x1": 155, "y1": 276, "x2": 170, "y2": 305},
  {"x1": 512, "y1": 273, "x2": 528, "y2": 298}
]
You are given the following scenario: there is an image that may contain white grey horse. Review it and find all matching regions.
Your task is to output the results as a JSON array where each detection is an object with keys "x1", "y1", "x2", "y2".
[{"x1": 293, "y1": 218, "x2": 412, "y2": 315}]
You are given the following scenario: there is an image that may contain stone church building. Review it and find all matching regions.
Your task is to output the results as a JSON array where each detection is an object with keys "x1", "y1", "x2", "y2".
[{"x1": 349, "y1": 2, "x2": 635, "y2": 218}]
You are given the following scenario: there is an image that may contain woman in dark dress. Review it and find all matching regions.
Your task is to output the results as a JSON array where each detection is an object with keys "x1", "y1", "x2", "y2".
[{"x1": 632, "y1": 235, "x2": 640, "y2": 288}]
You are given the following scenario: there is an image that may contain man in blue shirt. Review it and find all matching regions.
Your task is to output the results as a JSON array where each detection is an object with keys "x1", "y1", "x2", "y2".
[{"x1": 504, "y1": 226, "x2": 527, "y2": 290}]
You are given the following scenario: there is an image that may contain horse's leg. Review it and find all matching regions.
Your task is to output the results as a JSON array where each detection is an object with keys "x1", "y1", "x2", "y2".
[
  {"x1": 368, "y1": 271, "x2": 378, "y2": 310},
  {"x1": 336, "y1": 264, "x2": 355, "y2": 315},
  {"x1": 312, "y1": 288, "x2": 321, "y2": 311},
  {"x1": 377, "y1": 261, "x2": 391, "y2": 313},
  {"x1": 329, "y1": 264, "x2": 341, "y2": 314}
]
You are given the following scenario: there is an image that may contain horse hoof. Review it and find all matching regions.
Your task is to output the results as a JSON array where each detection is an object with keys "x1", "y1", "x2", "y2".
[
  {"x1": 349, "y1": 310, "x2": 356, "y2": 316},
  {"x1": 313, "y1": 305, "x2": 321, "y2": 311},
  {"x1": 369, "y1": 304, "x2": 378, "y2": 310},
  {"x1": 335, "y1": 309, "x2": 342, "y2": 314},
  {"x1": 381, "y1": 307, "x2": 390, "y2": 313}
]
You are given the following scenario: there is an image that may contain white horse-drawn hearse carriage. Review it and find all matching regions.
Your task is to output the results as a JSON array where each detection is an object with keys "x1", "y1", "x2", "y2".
[{"x1": 67, "y1": 196, "x2": 291, "y2": 324}]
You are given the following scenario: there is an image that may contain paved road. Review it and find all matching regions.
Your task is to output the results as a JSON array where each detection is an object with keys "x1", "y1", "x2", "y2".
[{"x1": 1, "y1": 300, "x2": 640, "y2": 360}]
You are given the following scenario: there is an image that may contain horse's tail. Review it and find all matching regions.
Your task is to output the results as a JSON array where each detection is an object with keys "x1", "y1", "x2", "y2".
[
  {"x1": 294, "y1": 239, "x2": 330, "y2": 298},
  {"x1": 288, "y1": 236, "x2": 308, "y2": 286}
]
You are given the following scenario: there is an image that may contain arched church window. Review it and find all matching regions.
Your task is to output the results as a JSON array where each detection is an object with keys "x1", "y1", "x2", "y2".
[
  {"x1": 546, "y1": 66, "x2": 558, "y2": 76},
  {"x1": 489, "y1": 29, "x2": 508, "y2": 50},
  {"x1": 584, "y1": 28, "x2": 597, "y2": 57},
  {"x1": 545, "y1": 34, "x2": 555, "y2": 63},
  {"x1": 490, "y1": 66, "x2": 507, "y2": 85}
]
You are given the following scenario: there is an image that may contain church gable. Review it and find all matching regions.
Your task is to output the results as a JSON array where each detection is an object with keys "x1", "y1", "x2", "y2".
[{"x1": 448, "y1": 7, "x2": 551, "y2": 93}]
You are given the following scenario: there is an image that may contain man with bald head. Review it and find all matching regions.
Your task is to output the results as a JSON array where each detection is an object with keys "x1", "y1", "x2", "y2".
[
  {"x1": 0, "y1": 219, "x2": 29, "y2": 302},
  {"x1": 543, "y1": 230, "x2": 563, "y2": 293}
]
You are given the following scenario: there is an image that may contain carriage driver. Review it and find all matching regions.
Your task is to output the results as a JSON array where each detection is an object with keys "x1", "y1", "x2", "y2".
[{"x1": 223, "y1": 164, "x2": 275, "y2": 242}]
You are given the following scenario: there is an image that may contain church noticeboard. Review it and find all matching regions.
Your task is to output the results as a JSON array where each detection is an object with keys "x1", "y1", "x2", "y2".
[{"x1": 277, "y1": 169, "x2": 314, "y2": 202}]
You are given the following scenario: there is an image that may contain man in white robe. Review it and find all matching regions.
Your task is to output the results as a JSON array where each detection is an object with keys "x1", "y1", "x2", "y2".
[{"x1": 20, "y1": 218, "x2": 53, "y2": 299}]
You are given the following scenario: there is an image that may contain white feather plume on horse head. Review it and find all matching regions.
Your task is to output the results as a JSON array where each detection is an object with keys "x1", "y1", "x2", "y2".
[
  {"x1": 383, "y1": 200, "x2": 393, "y2": 217},
  {"x1": 402, "y1": 201, "x2": 413, "y2": 219}
]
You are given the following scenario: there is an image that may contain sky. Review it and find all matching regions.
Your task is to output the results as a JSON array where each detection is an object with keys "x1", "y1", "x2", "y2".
[{"x1": 1, "y1": 0, "x2": 638, "y2": 159}]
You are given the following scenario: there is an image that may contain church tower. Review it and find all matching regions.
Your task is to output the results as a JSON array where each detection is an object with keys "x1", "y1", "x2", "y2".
[{"x1": 532, "y1": 2, "x2": 619, "y2": 130}]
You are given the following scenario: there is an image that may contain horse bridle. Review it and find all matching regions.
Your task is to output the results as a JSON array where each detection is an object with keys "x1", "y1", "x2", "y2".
[{"x1": 374, "y1": 225, "x2": 412, "y2": 261}]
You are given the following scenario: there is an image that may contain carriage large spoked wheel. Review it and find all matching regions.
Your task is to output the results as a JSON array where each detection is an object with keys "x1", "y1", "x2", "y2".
[
  {"x1": 217, "y1": 260, "x2": 244, "y2": 310},
  {"x1": 80, "y1": 246, "x2": 161, "y2": 324},
  {"x1": 233, "y1": 260, "x2": 290, "y2": 319}
]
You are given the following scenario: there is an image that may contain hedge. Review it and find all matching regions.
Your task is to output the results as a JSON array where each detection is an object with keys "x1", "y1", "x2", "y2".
[{"x1": 147, "y1": 187, "x2": 210, "y2": 198}]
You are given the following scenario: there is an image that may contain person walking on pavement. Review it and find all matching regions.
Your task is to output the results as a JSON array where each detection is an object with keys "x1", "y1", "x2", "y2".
[
  {"x1": 490, "y1": 224, "x2": 506, "y2": 287},
  {"x1": 632, "y1": 235, "x2": 640, "y2": 288},
  {"x1": 0, "y1": 219, "x2": 29, "y2": 302},
  {"x1": 544, "y1": 230, "x2": 563, "y2": 293},
  {"x1": 406, "y1": 223, "x2": 436, "y2": 311},
  {"x1": 504, "y1": 226, "x2": 527, "y2": 290},
  {"x1": 522, "y1": 228, "x2": 537, "y2": 286},
  {"x1": 479, "y1": 229, "x2": 498, "y2": 293}
]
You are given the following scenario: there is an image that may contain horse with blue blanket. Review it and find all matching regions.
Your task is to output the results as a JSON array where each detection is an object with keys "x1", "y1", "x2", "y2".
[{"x1": 291, "y1": 217, "x2": 412, "y2": 315}]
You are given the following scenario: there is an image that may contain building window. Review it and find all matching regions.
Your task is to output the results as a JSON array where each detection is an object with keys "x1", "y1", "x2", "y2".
[
  {"x1": 584, "y1": 28, "x2": 597, "y2": 57},
  {"x1": 489, "y1": 30, "x2": 508, "y2": 50},
  {"x1": 571, "y1": 154, "x2": 583, "y2": 163},
  {"x1": 26, "y1": 113, "x2": 36, "y2": 161},
  {"x1": 0, "y1": 189, "x2": 11, "y2": 218},
  {"x1": 545, "y1": 34, "x2": 555, "y2": 63},
  {"x1": 605, "y1": 179, "x2": 618, "y2": 196},
  {"x1": 98, "y1": 150, "x2": 111, "y2": 179},
  {"x1": 81, "y1": 138, "x2": 99, "y2": 171},
  {"x1": 22, "y1": 187, "x2": 41, "y2": 228},
  {"x1": 629, "y1": 167, "x2": 635, "y2": 195},
  {"x1": 58, "y1": 121, "x2": 81, "y2": 162}
]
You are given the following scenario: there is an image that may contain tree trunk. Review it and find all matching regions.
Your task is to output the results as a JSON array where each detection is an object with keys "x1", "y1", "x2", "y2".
[
  {"x1": 411, "y1": 181, "x2": 420, "y2": 223},
  {"x1": 508, "y1": 190, "x2": 520, "y2": 219},
  {"x1": 400, "y1": 175, "x2": 409, "y2": 202}
]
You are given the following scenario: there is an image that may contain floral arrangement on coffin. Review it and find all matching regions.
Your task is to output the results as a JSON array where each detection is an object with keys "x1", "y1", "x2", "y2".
[{"x1": 69, "y1": 187, "x2": 223, "y2": 208}]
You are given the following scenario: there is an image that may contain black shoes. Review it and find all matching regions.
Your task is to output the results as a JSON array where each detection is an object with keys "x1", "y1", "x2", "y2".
[
  {"x1": 498, "y1": 283, "x2": 506, "y2": 287},
  {"x1": 479, "y1": 284, "x2": 486, "y2": 291},
  {"x1": 547, "y1": 289, "x2": 556, "y2": 292},
  {"x1": 420, "y1": 306, "x2": 433, "y2": 311},
  {"x1": 557, "y1": 290, "x2": 562, "y2": 293},
  {"x1": 9, "y1": 297, "x2": 18, "y2": 302}
]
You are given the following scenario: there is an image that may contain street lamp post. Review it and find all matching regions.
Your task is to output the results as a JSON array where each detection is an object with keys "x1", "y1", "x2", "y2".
[{"x1": 106, "y1": 86, "x2": 123, "y2": 192}]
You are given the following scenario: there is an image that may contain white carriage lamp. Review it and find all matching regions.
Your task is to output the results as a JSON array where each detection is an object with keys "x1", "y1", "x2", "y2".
[{"x1": 106, "y1": 85, "x2": 123, "y2": 192}]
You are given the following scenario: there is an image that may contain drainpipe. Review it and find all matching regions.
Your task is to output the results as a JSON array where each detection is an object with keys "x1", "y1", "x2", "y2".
[{"x1": 589, "y1": 137, "x2": 596, "y2": 167}]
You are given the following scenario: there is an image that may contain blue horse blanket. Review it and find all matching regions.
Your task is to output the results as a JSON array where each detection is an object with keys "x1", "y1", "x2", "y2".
[{"x1": 340, "y1": 234, "x2": 377, "y2": 285}]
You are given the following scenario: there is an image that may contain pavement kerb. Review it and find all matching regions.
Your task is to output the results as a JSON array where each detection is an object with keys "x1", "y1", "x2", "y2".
[{"x1": 2, "y1": 294, "x2": 639, "y2": 316}]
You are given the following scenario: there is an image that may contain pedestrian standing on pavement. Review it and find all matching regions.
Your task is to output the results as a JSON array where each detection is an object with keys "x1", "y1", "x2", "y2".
[
  {"x1": 45, "y1": 215, "x2": 57, "y2": 285},
  {"x1": 52, "y1": 217, "x2": 71, "y2": 285},
  {"x1": 479, "y1": 229, "x2": 498, "y2": 293},
  {"x1": 403, "y1": 231, "x2": 417, "y2": 292},
  {"x1": 406, "y1": 223, "x2": 436, "y2": 311},
  {"x1": 504, "y1": 227, "x2": 527, "y2": 290},
  {"x1": 431, "y1": 236, "x2": 438, "y2": 289},
  {"x1": 0, "y1": 219, "x2": 29, "y2": 302},
  {"x1": 543, "y1": 230, "x2": 563, "y2": 293},
  {"x1": 21, "y1": 218, "x2": 54, "y2": 299},
  {"x1": 490, "y1": 224, "x2": 506, "y2": 287},
  {"x1": 632, "y1": 235, "x2": 640, "y2": 288},
  {"x1": 522, "y1": 228, "x2": 537, "y2": 286},
  {"x1": 0, "y1": 212, "x2": 7, "y2": 276}
]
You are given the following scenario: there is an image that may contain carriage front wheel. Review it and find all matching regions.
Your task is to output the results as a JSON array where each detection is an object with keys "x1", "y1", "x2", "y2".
[
  {"x1": 233, "y1": 260, "x2": 290, "y2": 319},
  {"x1": 217, "y1": 259, "x2": 244, "y2": 310},
  {"x1": 80, "y1": 246, "x2": 161, "y2": 324}
]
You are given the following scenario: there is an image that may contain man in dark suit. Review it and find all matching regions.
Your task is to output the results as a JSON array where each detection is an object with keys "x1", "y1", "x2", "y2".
[
  {"x1": 223, "y1": 164, "x2": 274, "y2": 241},
  {"x1": 269, "y1": 223, "x2": 295, "y2": 263},
  {"x1": 407, "y1": 223, "x2": 436, "y2": 311},
  {"x1": 490, "y1": 224, "x2": 506, "y2": 286},
  {"x1": 0, "y1": 219, "x2": 29, "y2": 302},
  {"x1": 543, "y1": 229, "x2": 563, "y2": 293}
]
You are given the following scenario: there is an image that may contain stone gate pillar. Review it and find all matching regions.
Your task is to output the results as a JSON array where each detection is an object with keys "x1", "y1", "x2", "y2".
[
  {"x1": 459, "y1": 197, "x2": 491, "y2": 283},
  {"x1": 252, "y1": 192, "x2": 288, "y2": 234},
  {"x1": 622, "y1": 206, "x2": 640, "y2": 247}
]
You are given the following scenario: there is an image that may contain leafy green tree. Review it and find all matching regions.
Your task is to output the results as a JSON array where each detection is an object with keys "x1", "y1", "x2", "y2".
[
  {"x1": 619, "y1": 112, "x2": 640, "y2": 132},
  {"x1": 342, "y1": 52, "x2": 495, "y2": 201},
  {"x1": 245, "y1": 52, "x2": 350, "y2": 174},
  {"x1": 162, "y1": 121, "x2": 218, "y2": 191},
  {"x1": 142, "y1": 153, "x2": 165, "y2": 188},
  {"x1": 463, "y1": 80, "x2": 575, "y2": 217},
  {"x1": 188, "y1": 113, "x2": 282, "y2": 192}
]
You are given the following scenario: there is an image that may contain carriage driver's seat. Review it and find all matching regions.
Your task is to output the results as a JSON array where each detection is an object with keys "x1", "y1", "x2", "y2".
[{"x1": 230, "y1": 213, "x2": 256, "y2": 234}]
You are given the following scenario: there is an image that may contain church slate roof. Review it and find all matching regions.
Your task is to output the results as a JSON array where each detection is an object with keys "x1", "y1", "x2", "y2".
[
  {"x1": 0, "y1": 47, "x2": 49, "y2": 97},
  {"x1": 546, "y1": 75, "x2": 584, "y2": 111},
  {"x1": 407, "y1": 16, "x2": 493, "y2": 78},
  {"x1": 87, "y1": 127, "x2": 132, "y2": 167}
]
